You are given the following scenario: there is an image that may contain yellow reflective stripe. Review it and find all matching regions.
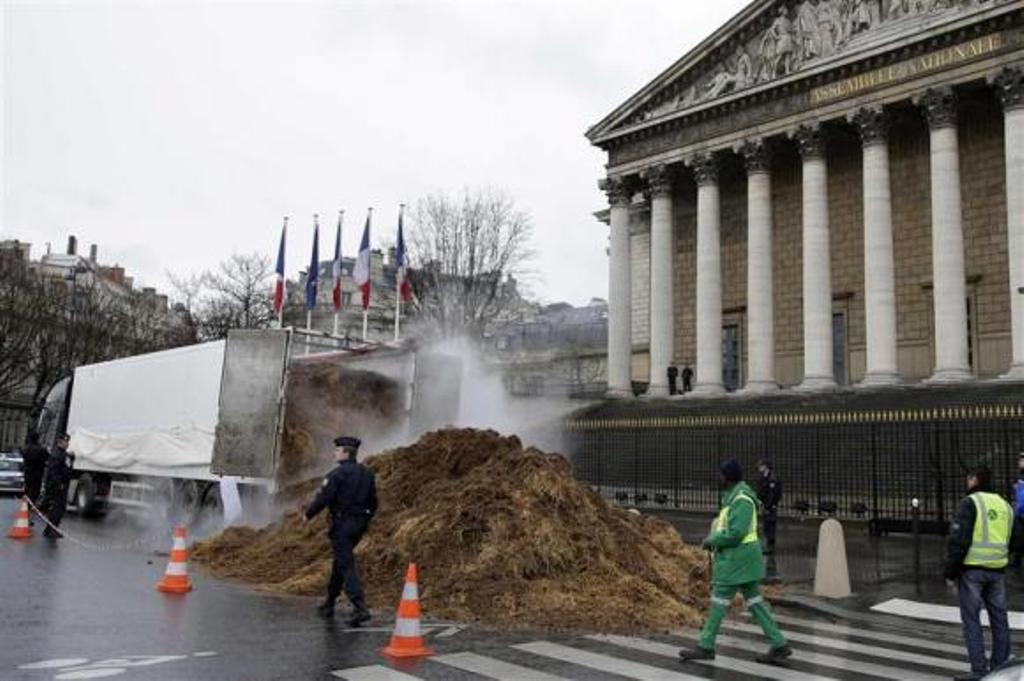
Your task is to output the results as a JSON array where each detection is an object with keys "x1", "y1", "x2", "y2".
[{"x1": 735, "y1": 493, "x2": 759, "y2": 544}]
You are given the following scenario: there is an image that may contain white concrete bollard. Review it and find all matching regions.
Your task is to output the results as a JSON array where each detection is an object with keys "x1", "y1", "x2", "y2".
[{"x1": 813, "y1": 517, "x2": 852, "y2": 599}]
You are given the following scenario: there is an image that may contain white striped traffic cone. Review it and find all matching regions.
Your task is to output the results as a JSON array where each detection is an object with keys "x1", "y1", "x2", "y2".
[
  {"x1": 156, "y1": 525, "x2": 192, "y2": 593},
  {"x1": 381, "y1": 563, "x2": 433, "y2": 658},
  {"x1": 7, "y1": 500, "x2": 32, "y2": 540}
]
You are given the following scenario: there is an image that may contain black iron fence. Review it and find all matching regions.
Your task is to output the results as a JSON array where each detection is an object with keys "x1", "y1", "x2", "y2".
[{"x1": 566, "y1": 393, "x2": 1024, "y2": 535}]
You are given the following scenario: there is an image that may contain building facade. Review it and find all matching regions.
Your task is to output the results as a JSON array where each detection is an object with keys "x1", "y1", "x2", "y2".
[
  {"x1": 486, "y1": 299, "x2": 609, "y2": 398},
  {"x1": 588, "y1": 0, "x2": 1024, "y2": 396}
]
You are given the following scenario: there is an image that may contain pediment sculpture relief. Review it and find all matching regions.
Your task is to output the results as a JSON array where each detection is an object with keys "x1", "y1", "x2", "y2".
[{"x1": 637, "y1": 0, "x2": 1003, "y2": 123}]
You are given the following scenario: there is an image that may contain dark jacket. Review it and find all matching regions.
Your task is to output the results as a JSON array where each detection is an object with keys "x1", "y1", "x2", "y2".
[
  {"x1": 755, "y1": 469, "x2": 782, "y2": 512},
  {"x1": 44, "y1": 448, "x2": 75, "y2": 490},
  {"x1": 20, "y1": 444, "x2": 49, "y2": 485},
  {"x1": 944, "y1": 490, "x2": 1024, "y2": 580},
  {"x1": 305, "y1": 459, "x2": 377, "y2": 527}
]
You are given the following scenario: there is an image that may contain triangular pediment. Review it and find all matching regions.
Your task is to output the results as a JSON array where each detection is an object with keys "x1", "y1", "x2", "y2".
[{"x1": 587, "y1": 0, "x2": 1017, "y2": 144}]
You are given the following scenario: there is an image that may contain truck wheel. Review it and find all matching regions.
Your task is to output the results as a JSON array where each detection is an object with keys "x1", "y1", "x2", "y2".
[{"x1": 76, "y1": 475, "x2": 97, "y2": 516}]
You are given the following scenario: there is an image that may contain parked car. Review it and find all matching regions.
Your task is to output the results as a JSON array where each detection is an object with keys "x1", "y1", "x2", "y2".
[{"x1": 0, "y1": 451, "x2": 25, "y2": 494}]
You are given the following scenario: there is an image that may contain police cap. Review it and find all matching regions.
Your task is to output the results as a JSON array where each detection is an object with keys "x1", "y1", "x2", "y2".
[{"x1": 333, "y1": 436, "x2": 362, "y2": 448}]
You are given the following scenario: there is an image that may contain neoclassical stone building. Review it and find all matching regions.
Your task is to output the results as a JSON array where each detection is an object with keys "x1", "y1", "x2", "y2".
[{"x1": 588, "y1": 0, "x2": 1024, "y2": 397}]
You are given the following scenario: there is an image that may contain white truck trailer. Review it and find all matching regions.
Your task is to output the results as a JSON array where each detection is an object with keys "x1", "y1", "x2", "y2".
[{"x1": 37, "y1": 328, "x2": 460, "y2": 519}]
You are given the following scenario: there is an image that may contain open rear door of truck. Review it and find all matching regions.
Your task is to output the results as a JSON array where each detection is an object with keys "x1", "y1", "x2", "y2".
[{"x1": 211, "y1": 329, "x2": 291, "y2": 479}]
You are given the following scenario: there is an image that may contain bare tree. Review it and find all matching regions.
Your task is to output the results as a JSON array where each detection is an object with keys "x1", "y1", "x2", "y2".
[
  {"x1": 0, "y1": 253, "x2": 183, "y2": 411},
  {"x1": 176, "y1": 253, "x2": 276, "y2": 341},
  {"x1": 408, "y1": 188, "x2": 534, "y2": 339}
]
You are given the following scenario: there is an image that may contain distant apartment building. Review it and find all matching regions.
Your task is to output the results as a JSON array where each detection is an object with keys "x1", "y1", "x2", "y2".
[
  {"x1": 486, "y1": 299, "x2": 609, "y2": 399},
  {"x1": 291, "y1": 248, "x2": 405, "y2": 343},
  {"x1": 0, "y1": 236, "x2": 179, "y2": 449}
]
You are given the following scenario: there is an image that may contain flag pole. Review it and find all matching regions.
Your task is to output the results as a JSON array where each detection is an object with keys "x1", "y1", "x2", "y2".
[
  {"x1": 362, "y1": 309, "x2": 368, "y2": 341},
  {"x1": 394, "y1": 297, "x2": 401, "y2": 342},
  {"x1": 278, "y1": 216, "x2": 288, "y2": 329},
  {"x1": 394, "y1": 203, "x2": 405, "y2": 343}
]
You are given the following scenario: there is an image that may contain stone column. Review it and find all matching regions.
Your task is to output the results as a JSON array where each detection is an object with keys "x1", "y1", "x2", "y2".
[
  {"x1": 918, "y1": 87, "x2": 971, "y2": 382},
  {"x1": 995, "y1": 66, "x2": 1024, "y2": 380},
  {"x1": 740, "y1": 140, "x2": 778, "y2": 392},
  {"x1": 793, "y1": 124, "x2": 836, "y2": 390},
  {"x1": 850, "y1": 106, "x2": 900, "y2": 385},
  {"x1": 691, "y1": 153, "x2": 725, "y2": 395},
  {"x1": 643, "y1": 165, "x2": 675, "y2": 397},
  {"x1": 601, "y1": 176, "x2": 633, "y2": 397}
]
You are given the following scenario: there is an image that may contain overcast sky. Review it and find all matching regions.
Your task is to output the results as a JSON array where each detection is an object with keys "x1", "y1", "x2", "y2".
[{"x1": 2, "y1": 0, "x2": 748, "y2": 305}]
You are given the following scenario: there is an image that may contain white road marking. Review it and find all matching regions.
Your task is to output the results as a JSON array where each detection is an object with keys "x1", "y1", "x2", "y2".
[
  {"x1": 329, "y1": 665, "x2": 423, "y2": 681},
  {"x1": 589, "y1": 634, "x2": 839, "y2": 681},
  {"x1": 18, "y1": 659, "x2": 89, "y2": 670},
  {"x1": 765, "y1": 612, "x2": 966, "y2": 654},
  {"x1": 435, "y1": 626, "x2": 464, "y2": 638},
  {"x1": 435, "y1": 652, "x2": 569, "y2": 680},
  {"x1": 872, "y1": 598, "x2": 1024, "y2": 629},
  {"x1": 54, "y1": 672, "x2": 124, "y2": 680},
  {"x1": 709, "y1": 633, "x2": 948, "y2": 681},
  {"x1": 514, "y1": 641, "x2": 707, "y2": 680},
  {"x1": 192, "y1": 651, "x2": 218, "y2": 657},
  {"x1": 724, "y1": 622, "x2": 970, "y2": 672}
]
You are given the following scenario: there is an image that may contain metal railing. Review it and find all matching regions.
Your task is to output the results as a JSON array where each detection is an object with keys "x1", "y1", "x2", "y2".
[{"x1": 566, "y1": 399, "x2": 1024, "y2": 535}]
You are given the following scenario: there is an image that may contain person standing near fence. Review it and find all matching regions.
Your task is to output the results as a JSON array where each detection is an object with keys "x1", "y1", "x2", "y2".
[
  {"x1": 755, "y1": 458, "x2": 781, "y2": 555},
  {"x1": 678, "y1": 458, "x2": 791, "y2": 664},
  {"x1": 944, "y1": 464, "x2": 1022, "y2": 681}
]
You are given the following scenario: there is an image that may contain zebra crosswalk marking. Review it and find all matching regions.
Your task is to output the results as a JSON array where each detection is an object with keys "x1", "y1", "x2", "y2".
[
  {"x1": 724, "y1": 622, "x2": 970, "y2": 672},
  {"x1": 513, "y1": 641, "x2": 708, "y2": 681},
  {"x1": 329, "y1": 664, "x2": 422, "y2": 681},
  {"x1": 434, "y1": 652, "x2": 570, "y2": 680},
  {"x1": 709, "y1": 632, "x2": 949, "y2": 681},
  {"x1": 766, "y1": 612, "x2": 966, "y2": 655},
  {"x1": 588, "y1": 634, "x2": 839, "y2": 681}
]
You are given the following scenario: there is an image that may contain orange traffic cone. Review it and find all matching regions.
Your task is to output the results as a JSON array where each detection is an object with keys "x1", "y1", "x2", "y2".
[
  {"x1": 381, "y1": 563, "x2": 433, "y2": 659},
  {"x1": 7, "y1": 500, "x2": 32, "y2": 540},
  {"x1": 156, "y1": 526, "x2": 193, "y2": 594}
]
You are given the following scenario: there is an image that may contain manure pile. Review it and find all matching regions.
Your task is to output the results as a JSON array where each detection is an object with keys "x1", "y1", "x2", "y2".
[{"x1": 193, "y1": 428, "x2": 710, "y2": 632}]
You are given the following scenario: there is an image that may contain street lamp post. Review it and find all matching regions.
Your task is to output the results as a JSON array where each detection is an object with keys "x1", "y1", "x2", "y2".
[{"x1": 64, "y1": 263, "x2": 90, "y2": 374}]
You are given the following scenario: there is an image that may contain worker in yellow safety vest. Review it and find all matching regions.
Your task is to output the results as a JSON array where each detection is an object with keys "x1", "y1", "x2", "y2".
[
  {"x1": 944, "y1": 463, "x2": 1023, "y2": 681},
  {"x1": 679, "y1": 458, "x2": 791, "y2": 665}
]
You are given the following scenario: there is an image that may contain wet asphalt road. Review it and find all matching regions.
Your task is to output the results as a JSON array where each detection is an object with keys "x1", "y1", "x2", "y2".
[
  {"x1": 1, "y1": 495, "x2": 484, "y2": 681},
  {"x1": 0, "y1": 495, "x2": 992, "y2": 681}
]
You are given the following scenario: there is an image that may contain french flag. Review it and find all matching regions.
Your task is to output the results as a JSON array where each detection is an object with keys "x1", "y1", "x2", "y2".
[
  {"x1": 305, "y1": 215, "x2": 319, "y2": 312},
  {"x1": 353, "y1": 208, "x2": 372, "y2": 310},
  {"x1": 332, "y1": 210, "x2": 344, "y2": 311},
  {"x1": 396, "y1": 205, "x2": 412, "y2": 303},
  {"x1": 273, "y1": 218, "x2": 287, "y2": 316}
]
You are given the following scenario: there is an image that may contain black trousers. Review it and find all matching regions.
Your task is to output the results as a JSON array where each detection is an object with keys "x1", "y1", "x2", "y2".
[
  {"x1": 762, "y1": 508, "x2": 778, "y2": 552},
  {"x1": 41, "y1": 483, "x2": 68, "y2": 534},
  {"x1": 326, "y1": 517, "x2": 368, "y2": 609},
  {"x1": 23, "y1": 473, "x2": 43, "y2": 504}
]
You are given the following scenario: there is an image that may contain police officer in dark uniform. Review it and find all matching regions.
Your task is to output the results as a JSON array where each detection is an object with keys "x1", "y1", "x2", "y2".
[
  {"x1": 20, "y1": 431, "x2": 49, "y2": 505},
  {"x1": 41, "y1": 433, "x2": 75, "y2": 539},
  {"x1": 304, "y1": 436, "x2": 377, "y2": 626},
  {"x1": 755, "y1": 458, "x2": 781, "y2": 555}
]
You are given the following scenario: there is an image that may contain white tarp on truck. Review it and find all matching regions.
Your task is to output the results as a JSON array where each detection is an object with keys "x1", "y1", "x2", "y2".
[{"x1": 68, "y1": 341, "x2": 225, "y2": 481}]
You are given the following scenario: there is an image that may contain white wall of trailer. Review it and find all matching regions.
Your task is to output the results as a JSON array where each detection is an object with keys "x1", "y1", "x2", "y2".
[{"x1": 68, "y1": 341, "x2": 226, "y2": 481}]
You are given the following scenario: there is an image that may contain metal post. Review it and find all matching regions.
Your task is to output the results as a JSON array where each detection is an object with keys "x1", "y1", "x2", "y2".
[{"x1": 912, "y1": 497, "x2": 921, "y2": 594}]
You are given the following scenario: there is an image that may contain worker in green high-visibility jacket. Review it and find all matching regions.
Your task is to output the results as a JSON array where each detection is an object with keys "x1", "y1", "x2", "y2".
[{"x1": 679, "y1": 458, "x2": 792, "y2": 665}]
